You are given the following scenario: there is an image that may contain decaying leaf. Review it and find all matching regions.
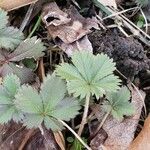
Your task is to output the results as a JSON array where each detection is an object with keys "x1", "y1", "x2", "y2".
[
  {"x1": 0, "y1": 0, "x2": 38, "y2": 11},
  {"x1": 129, "y1": 115, "x2": 150, "y2": 150},
  {"x1": 42, "y1": 2, "x2": 99, "y2": 55},
  {"x1": 90, "y1": 86, "x2": 145, "y2": 150}
]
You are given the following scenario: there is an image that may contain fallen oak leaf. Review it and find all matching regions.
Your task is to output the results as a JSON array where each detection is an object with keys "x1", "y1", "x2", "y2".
[{"x1": 129, "y1": 115, "x2": 150, "y2": 150}]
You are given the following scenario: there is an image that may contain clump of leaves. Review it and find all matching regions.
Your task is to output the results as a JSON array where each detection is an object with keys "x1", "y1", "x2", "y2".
[
  {"x1": 56, "y1": 51, "x2": 121, "y2": 135},
  {"x1": 0, "y1": 9, "x2": 24, "y2": 50},
  {"x1": 103, "y1": 86, "x2": 135, "y2": 120},
  {"x1": 0, "y1": 37, "x2": 45, "y2": 83},
  {"x1": 14, "y1": 75, "x2": 80, "y2": 131},
  {"x1": 0, "y1": 9, "x2": 45, "y2": 83},
  {"x1": 0, "y1": 74, "x2": 23, "y2": 123}
]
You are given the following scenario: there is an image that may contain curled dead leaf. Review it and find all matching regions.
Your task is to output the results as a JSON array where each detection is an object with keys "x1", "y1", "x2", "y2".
[{"x1": 42, "y1": 2, "x2": 99, "y2": 56}]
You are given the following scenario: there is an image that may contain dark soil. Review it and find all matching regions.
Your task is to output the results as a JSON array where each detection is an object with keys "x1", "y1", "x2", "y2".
[{"x1": 89, "y1": 30, "x2": 150, "y2": 80}]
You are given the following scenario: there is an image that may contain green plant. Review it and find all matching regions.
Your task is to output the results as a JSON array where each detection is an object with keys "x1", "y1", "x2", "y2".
[
  {"x1": 56, "y1": 51, "x2": 121, "y2": 135},
  {"x1": 0, "y1": 74, "x2": 91, "y2": 149},
  {"x1": 0, "y1": 74, "x2": 23, "y2": 123},
  {"x1": 0, "y1": 74, "x2": 92, "y2": 149},
  {"x1": 0, "y1": 9, "x2": 24, "y2": 50},
  {"x1": 136, "y1": 15, "x2": 145, "y2": 28},
  {"x1": 103, "y1": 86, "x2": 135, "y2": 120},
  {"x1": 95, "y1": 86, "x2": 135, "y2": 134},
  {"x1": 14, "y1": 75, "x2": 80, "y2": 130},
  {"x1": 0, "y1": 9, "x2": 45, "y2": 83}
]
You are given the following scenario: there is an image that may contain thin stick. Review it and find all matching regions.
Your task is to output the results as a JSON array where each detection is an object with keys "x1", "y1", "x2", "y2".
[
  {"x1": 20, "y1": 4, "x2": 34, "y2": 31},
  {"x1": 58, "y1": 119, "x2": 92, "y2": 150},
  {"x1": 78, "y1": 95, "x2": 90, "y2": 136},
  {"x1": 94, "y1": 111, "x2": 110, "y2": 135},
  {"x1": 103, "y1": 7, "x2": 138, "y2": 20}
]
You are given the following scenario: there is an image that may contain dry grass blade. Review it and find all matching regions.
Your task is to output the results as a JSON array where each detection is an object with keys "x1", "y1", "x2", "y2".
[{"x1": 0, "y1": 0, "x2": 38, "y2": 11}]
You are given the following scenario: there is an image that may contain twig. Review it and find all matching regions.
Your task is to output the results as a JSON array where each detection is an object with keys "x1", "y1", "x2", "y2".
[
  {"x1": 78, "y1": 95, "x2": 90, "y2": 136},
  {"x1": 20, "y1": 4, "x2": 35, "y2": 31},
  {"x1": 94, "y1": 111, "x2": 110, "y2": 135},
  {"x1": 103, "y1": 7, "x2": 138, "y2": 20},
  {"x1": 103, "y1": 7, "x2": 150, "y2": 46},
  {"x1": 58, "y1": 119, "x2": 92, "y2": 150}
]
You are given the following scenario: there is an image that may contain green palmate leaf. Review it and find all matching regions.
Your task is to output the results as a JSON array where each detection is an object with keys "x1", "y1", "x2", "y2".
[
  {"x1": 0, "y1": 74, "x2": 22, "y2": 123},
  {"x1": 103, "y1": 86, "x2": 135, "y2": 120},
  {"x1": 51, "y1": 97, "x2": 80, "y2": 121},
  {"x1": 0, "y1": 27, "x2": 24, "y2": 50},
  {"x1": 15, "y1": 85, "x2": 43, "y2": 114},
  {"x1": 9, "y1": 37, "x2": 45, "y2": 61},
  {"x1": 3, "y1": 73, "x2": 20, "y2": 96},
  {"x1": 0, "y1": 9, "x2": 24, "y2": 50},
  {"x1": 40, "y1": 74, "x2": 66, "y2": 111},
  {"x1": 0, "y1": 9, "x2": 23, "y2": 49},
  {"x1": 0, "y1": 8, "x2": 8, "y2": 29},
  {"x1": 15, "y1": 75, "x2": 80, "y2": 131},
  {"x1": 0, "y1": 36, "x2": 45, "y2": 83},
  {"x1": 56, "y1": 51, "x2": 121, "y2": 99}
]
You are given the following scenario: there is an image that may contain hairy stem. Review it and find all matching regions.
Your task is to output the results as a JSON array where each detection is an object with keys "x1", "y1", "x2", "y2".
[
  {"x1": 58, "y1": 119, "x2": 91, "y2": 150},
  {"x1": 78, "y1": 95, "x2": 90, "y2": 136},
  {"x1": 39, "y1": 124, "x2": 61, "y2": 150},
  {"x1": 95, "y1": 110, "x2": 110, "y2": 135}
]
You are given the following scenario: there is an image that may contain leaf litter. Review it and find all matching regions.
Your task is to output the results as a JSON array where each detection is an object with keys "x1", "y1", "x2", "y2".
[{"x1": 0, "y1": 0, "x2": 150, "y2": 150}]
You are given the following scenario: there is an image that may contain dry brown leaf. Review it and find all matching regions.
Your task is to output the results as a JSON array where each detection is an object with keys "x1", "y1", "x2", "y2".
[
  {"x1": 42, "y1": 2, "x2": 99, "y2": 55},
  {"x1": 0, "y1": 0, "x2": 38, "y2": 11},
  {"x1": 97, "y1": 0, "x2": 117, "y2": 8},
  {"x1": 90, "y1": 86, "x2": 145, "y2": 150},
  {"x1": 129, "y1": 115, "x2": 150, "y2": 150},
  {"x1": 42, "y1": 3, "x2": 99, "y2": 43}
]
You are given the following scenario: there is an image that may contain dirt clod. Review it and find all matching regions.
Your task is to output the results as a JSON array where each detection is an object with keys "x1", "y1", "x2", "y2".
[{"x1": 89, "y1": 30, "x2": 150, "y2": 80}]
